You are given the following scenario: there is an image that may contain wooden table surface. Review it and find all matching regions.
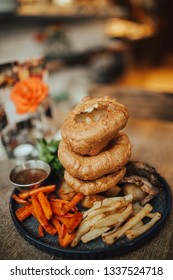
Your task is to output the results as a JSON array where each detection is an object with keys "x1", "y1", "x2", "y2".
[{"x1": 0, "y1": 115, "x2": 173, "y2": 260}]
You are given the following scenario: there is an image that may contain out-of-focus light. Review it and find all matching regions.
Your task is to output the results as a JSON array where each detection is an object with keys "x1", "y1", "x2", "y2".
[
  {"x1": 105, "y1": 18, "x2": 155, "y2": 40},
  {"x1": 53, "y1": 0, "x2": 73, "y2": 8}
]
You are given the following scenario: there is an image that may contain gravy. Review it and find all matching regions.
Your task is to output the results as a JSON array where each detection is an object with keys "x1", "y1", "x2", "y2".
[{"x1": 11, "y1": 168, "x2": 47, "y2": 185}]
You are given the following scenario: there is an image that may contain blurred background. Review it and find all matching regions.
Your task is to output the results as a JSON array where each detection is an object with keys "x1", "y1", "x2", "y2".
[{"x1": 0, "y1": 0, "x2": 173, "y2": 161}]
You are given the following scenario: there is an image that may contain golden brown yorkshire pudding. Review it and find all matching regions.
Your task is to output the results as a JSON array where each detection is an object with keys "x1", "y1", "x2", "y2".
[
  {"x1": 58, "y1": 133, "x2": 132, "y2": 181},
  {"x1": 61, "y1": 96, "x2": 129, "y2": 155},
  {"x1": 64, "y1": 168, "x2": 126, "y2": 195}
]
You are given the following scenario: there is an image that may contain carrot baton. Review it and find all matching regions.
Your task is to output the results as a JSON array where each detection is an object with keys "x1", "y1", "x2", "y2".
[
  {"x1": 61, "y1": 193, "x2": 84, "y2": 215},
  {"x1": 56, "y1": 216, "x2": 70, "y2": 228},
  {"x1": 15, "y1": 204, "x2": 33, "y2": 222},
  {"x1": 66, "y1": 212, "x2": 83, "y2": 232},
  {"x1": 43, "y1": 222, "x2": 57, "y2": 236},
  {"x1": 50, "y1": 202, "x2": 65, "y2": 216},
  {"x1": 31, "y1": 195, "x2": 48, "y2": 227},
  {"x1": 51, "y1": 216, "x2": 64, "y2": 238},
  {"x1": 32, "y1": 207, "x2": 56, "y2": 236},
  {"x1": 19, "y1": 185, "x2": 56, "y2": 200},
  {"x1": 12, "y1": 194, "x2": 29, "y2": 205},
  {"x1": 38, "y1": 224, "x2": 45, "y2": 237},
  {"x1": 59, "y1": 231, "x2": 76, "y2": 247},
  {"x1": 37, "y1": 192, "x2": 52, "y2": 220}
]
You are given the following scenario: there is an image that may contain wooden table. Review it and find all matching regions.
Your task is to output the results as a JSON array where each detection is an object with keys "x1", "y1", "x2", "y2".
[{"x1": 0, "y1": 91, "x2": 173, "y2": 260}]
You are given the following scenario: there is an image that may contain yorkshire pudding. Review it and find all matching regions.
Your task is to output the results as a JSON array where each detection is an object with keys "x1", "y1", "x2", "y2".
[
  {"x1": 58, "y1": 132, "x2": 132, "y2": 181},
  {"x1": 64, "y1": 168, "x2": 126, "y2": 195},
  {"x1": 61, "y1": 96, "x2": 129, "y2": 155}
]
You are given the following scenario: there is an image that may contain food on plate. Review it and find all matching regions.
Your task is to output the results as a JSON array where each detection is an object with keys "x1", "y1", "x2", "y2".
[
  {"x1": 81, "y1": 227, "x2": 111, "y2": 244},
  {"x1": 58, "y1": 132, "x2": 131, "y2": 181},
  {"x1": 31, "y1": 195, "x2": 49, "y2": 227},
  {"x1": 37, "y1": 192, "x2": 53, "y2": 220},
  {"x1": 12, "y1": 177, "x2": 162, "y2": 249},
  {"x1": 71, "y1": 194, "x2": 161, "y2": 247},
  {"x1": 58, "y1": 96, "x2": 132, "y2": 198},
  {"x1": 60, "y1": 96, "x2": 129, "y2": 156},
  {"x1": 15, "y1": 204, "x2": 33, "y2": 222},
  {"x1": 121, "y1": 183, "x2": 147, "y2": 202},
  {"x1": 18, "y1": 185, "x2": 56, "y2": 200},
  {"x1": 13, "y1": 187, "x2": 84, "y2": 247},
  {"x1": 57, "y1": 181, "x2": 76, "y2": 201},
  {"x1": 101, "y1": 185, "x2": 121, "y2": 197},
  {"x1": 64, "y1": 167, "x2": 126, "y2": 195},
  {"x1": 94, "y1": 203, "x2": 133, "y2": 228},
  {"x1": 71, "y1": 213, "x2": 106, "y2": 247},
  {"x1": 126, "y1": 212, "x2": 161, "y2": 240},
  {"x1": 12, "y1": 193, "x2": 30, "y2": 205},
  {"x1": 81, "y1": 194, "x2": 105, "y2": 208},
  {"x1": 102, "y1": 203, "x2": 154, "y2": 245},
  {"x1": 11, "y1": 94, "x2": 163, "y2": 252},
  {"x1": 120, "y1": 161, "x2": 161, "y2": 205},
  {"x1": 71, "y1": 194, "x2": 133, "y2": 247}
]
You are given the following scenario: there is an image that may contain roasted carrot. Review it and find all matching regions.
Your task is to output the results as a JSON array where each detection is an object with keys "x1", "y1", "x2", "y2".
[
  {"x1": 38, "y1": 224, "x2": 45, "y2": 237},
  {"x1": 61, "y1": 224, "x2": 67, "y2": 238},
  {"x1": 50, "y1": 201, "x2": 64, "y2": 216},
  {"x1": 12, "y1": 194, "x2": 29, "y2": 205},
  {"x1": 44, "y1": 222, "x2": 57, "y2": 236},
  {"x1": 31, "y1": 196, "x2": 48, "y2": 227},
  {"x1": 57, "y1": 212, "x2": 83, "y2": 232},
  {"x1": 67, "y1": 212, "x2": 83, "y2": 232},
  {"x1": 19, "y1": 185, "x2": 56, "y2": 200},
  {"x1": 51, "y1": 216, "x2": 64, "y2": 238},
  {"x1": 15, "y1": 204, "x2": 33, "y2": 222},
  {"x1": 14, "y1": 185, "x2": 83, "y2": 247},
  {"x1": 33, "y1": 206, "x2": 56, "y2": 236},
  {"x1": 61, "y1": 213, "x2": 75, "y2": 218},
  {"x1": 56, "y1": 216, "x2": 70, "y2": 228},
  {"x1": 61, "y1": 193, "x2": 84, "y2": 215},
  {"x1": 59, "y1": 231, "x2": 76, "y2": 247},
  {"x1": 37, "y1": 192, "x2": 52, "y2": 220},
  {"x1": 50, "y1": 198, "x2": 70, "y2": 204}
]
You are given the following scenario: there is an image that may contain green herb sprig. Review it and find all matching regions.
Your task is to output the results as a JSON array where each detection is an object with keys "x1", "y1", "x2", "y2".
[{"x1": 36, "y1": 138, "x2": 64, "y2": 178}]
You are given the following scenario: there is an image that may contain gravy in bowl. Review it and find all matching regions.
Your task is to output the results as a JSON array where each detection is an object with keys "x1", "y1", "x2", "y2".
[{"x1": 11, "y1": 168, "x2": 48, "y2": 185}]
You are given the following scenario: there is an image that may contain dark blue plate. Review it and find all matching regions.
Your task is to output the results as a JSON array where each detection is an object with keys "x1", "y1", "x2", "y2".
[{"x1": 9, "y1": 172, "x2": 172, "y2": 259}]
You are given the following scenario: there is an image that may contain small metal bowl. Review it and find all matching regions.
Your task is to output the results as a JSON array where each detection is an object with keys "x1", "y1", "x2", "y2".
[{"x1": 9, "y1": 159, "x2": 51, "y2": 189}]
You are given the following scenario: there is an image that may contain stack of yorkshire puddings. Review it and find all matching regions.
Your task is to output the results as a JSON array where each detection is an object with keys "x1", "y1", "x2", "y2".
[{"x1": 58, "y1": 96, "x2": 132, "y2": 200}]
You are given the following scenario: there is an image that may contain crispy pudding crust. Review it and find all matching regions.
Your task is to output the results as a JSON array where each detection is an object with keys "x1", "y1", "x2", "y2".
[
  {"x1": 64, "y1": 168, "x2": 126, "y2": 195},
  {"x1": 61, "y1": 96, "x2": 129, "y2": 156},
  {"x1": 58, "y1": 132, "x2": 132, "y2": 181}
]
